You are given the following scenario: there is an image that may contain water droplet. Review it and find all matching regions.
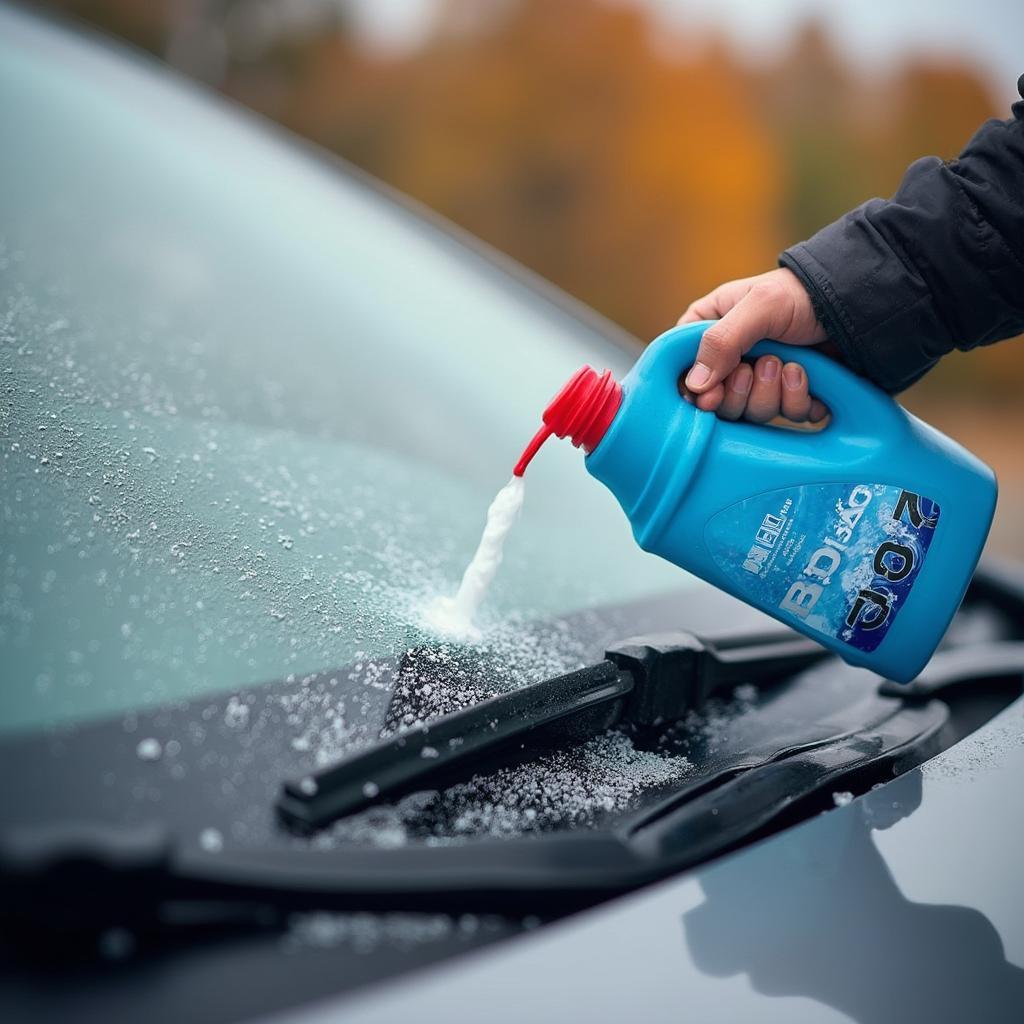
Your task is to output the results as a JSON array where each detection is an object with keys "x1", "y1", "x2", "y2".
[
  {"x1": 199, "y1": 828, "x2": 224, "y2": 853},
  {"x1": 136, "y1": 737, "x2": 162, "y2": 761},
  {"x1": 223, "y1": 697, "x2": 250, "y2": 729}
]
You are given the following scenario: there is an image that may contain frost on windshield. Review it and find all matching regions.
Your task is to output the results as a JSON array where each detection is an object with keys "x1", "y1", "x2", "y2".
[
  {"x1": 0, "y1": 37, "x2": 688, "y2": 743},
  {"x1": 1, "y1": 271, "x2": 703, "y2": 853},
  {"x1": 0, "y1": 277, "x2": 605, "y2": 736},
  {"x1": 1, "y1": 28, "x2": 706, "y2": 877}
]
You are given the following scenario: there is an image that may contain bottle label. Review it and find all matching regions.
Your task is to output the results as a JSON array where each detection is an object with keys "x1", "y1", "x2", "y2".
[{"x1": 705, "y1": 483, "x2": 940, "y2": 652}]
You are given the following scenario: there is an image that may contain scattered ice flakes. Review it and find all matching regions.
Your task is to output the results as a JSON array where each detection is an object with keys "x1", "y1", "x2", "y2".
[
  {"x1": 832, "y1": 791, "x2": 854, "y2": 807},
  {"x1": 922, "y1": 712, "x2": 1024, "y2": 782},
  {"x1": 169, "y1": 540, "x2": 191, "y2": 562},
  {"x1": 298, "y1": 776, "x2": 318, "y2": 796},
  {"x1": 199, "y1": 827, "x2": 224, "y2": 853},
  {"x1": 223, "y1": 696, "x2": 250, "y2": 729},
  {"x1": 316, "y1": 806, "x2": 410, "y2": 849},
  {"x1": 282, "y1": 912, "x2": 489, "y2": 955},
  {"x1": 3, "y1": 287, "x2": 608, "y2": 760},
  {"x1": 136, "y1": 737, "x2": 162, "y2": 761},
  {"x1": 733, "y1": 683, "x2": 758, "y2": 704},
  {"x1": 381, "y1": 650, "x2": 500, "y2": 735},
  {"x1": 315, "y1": 731, "x2": 692, "y2": 849},
  {"x1": 362, "y1": 781, "x2": 380, "y2": 799},
  {"x1": 658, "y1": 689, "x2": 760, "y2": 757},
  {"x1": 420, "y1": 746, "x2": 439, "y2": 759}
]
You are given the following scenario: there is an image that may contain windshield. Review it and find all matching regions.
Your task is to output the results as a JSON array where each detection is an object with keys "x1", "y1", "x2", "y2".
[{"x1": 0, "y1": 9, "x2": 686, "y2": 736}]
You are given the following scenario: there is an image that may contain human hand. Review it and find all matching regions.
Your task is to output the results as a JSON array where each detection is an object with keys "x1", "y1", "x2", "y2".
[{"x1": 678, "y1": 268, "x2": 830, "y2": 423}]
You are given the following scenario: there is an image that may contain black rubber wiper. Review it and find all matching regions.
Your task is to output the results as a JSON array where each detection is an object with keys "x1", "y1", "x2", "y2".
[
  {"x1": 8, "y1": 636, "x2": 1024, "y2": 960},
  {"x1": 0, "y1": 678, "x2": 950, "y2": 956},
  {"x1": 278, "y1": 630, "x2": 826, "y2": 829}
]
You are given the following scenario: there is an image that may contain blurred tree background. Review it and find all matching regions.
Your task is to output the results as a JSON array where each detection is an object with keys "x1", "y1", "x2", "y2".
[{"x1": 36, "y1": 0, "x2": 1024, "y2": 549}]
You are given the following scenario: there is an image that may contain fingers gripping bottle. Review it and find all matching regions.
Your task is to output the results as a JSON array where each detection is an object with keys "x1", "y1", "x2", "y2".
[{"x1": 515, "y1": 321, "x2": 997, "y2": 683}]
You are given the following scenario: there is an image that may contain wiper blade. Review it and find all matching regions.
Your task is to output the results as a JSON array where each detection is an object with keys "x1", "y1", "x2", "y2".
[
  {"x1": 0, "y1": 682, "x2": 953, "y2": 958},
  {"x1": 278, "y1": 659, "x2": 632, "y2": 828},
  {"x1": 278, "y1": 630, "x2": 825, "y2": 829}
]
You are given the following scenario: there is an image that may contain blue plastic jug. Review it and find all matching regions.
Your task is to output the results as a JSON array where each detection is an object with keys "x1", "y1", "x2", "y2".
[{"x1": 515, "y1": 321, "x2": 997, "y2": 682}]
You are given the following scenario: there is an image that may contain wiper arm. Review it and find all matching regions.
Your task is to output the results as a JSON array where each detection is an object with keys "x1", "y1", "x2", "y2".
[
  {"x1": 0, "y1": 667, "x2": 960, "y2": 959},
  {"x1": 10, "y1": 634, "x2": 1022, "y2": 959},
  {"x1": 278, "y1": 630, "x2": 826, "y2": 829}
]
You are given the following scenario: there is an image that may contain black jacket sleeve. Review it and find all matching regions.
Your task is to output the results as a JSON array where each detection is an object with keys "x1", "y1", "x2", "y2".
[{"x1": 779, "y1": 75, "x2": 1024, "y2": 393}]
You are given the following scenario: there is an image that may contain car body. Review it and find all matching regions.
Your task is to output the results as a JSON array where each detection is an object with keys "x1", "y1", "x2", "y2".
[{"x1": 1, "y1": 6, "x2": 1023, "y2": 1022}]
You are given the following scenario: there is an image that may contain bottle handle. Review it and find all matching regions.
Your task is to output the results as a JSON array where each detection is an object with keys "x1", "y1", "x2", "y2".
[{"x1": 635, "y1": 321, "x2": 899, "y2": 436}]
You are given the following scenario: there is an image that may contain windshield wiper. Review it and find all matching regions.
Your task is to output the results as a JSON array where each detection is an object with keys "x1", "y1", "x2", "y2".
[
  {"x1": 6, "y1": 637, "x2": 1022, "y2": 960},
  {"x1": 0, "y1": 672, "x2": 955, "y2": 956},
  {"x1": 277, "y1": 630, "x2": 826, "y2": 829}
]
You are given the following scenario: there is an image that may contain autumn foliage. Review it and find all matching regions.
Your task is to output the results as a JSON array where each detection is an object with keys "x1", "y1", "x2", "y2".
[{"x1": 46, "y1": 0, "x2": 1013, "y2": 401}]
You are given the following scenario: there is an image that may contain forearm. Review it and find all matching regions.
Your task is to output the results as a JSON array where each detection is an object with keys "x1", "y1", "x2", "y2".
[{"x1": 780, "y1": 81, "x2": 1024, "y2": 393}]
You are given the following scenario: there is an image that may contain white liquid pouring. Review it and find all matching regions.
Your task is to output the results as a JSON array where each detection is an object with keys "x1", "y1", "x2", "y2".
[{"x1": 422, "y1": 476, "x2": 525, "y2": 639}]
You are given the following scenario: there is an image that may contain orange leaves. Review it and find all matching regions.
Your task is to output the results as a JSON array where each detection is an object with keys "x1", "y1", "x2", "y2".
[
  {"x1": 320, "y1": 0, "x2": 788, "y2": 340},
  {"x1": 56, "y1": 0, "x2": 1006, "y2": 373}
]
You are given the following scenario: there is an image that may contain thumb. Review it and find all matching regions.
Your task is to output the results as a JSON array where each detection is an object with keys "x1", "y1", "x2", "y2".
[{"x1": 683, "y1": 290, "x2": 775, "y2": 393}]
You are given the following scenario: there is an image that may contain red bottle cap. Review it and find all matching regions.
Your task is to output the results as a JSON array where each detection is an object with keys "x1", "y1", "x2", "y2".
[{"x1": 513, "y1": 366, "x2": 622, "y2": 476}]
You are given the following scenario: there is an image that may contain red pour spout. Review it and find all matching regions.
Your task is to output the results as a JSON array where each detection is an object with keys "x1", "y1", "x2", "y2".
[{"x1": 513, "y1": 366, "x2": 622, "y2": 476}]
